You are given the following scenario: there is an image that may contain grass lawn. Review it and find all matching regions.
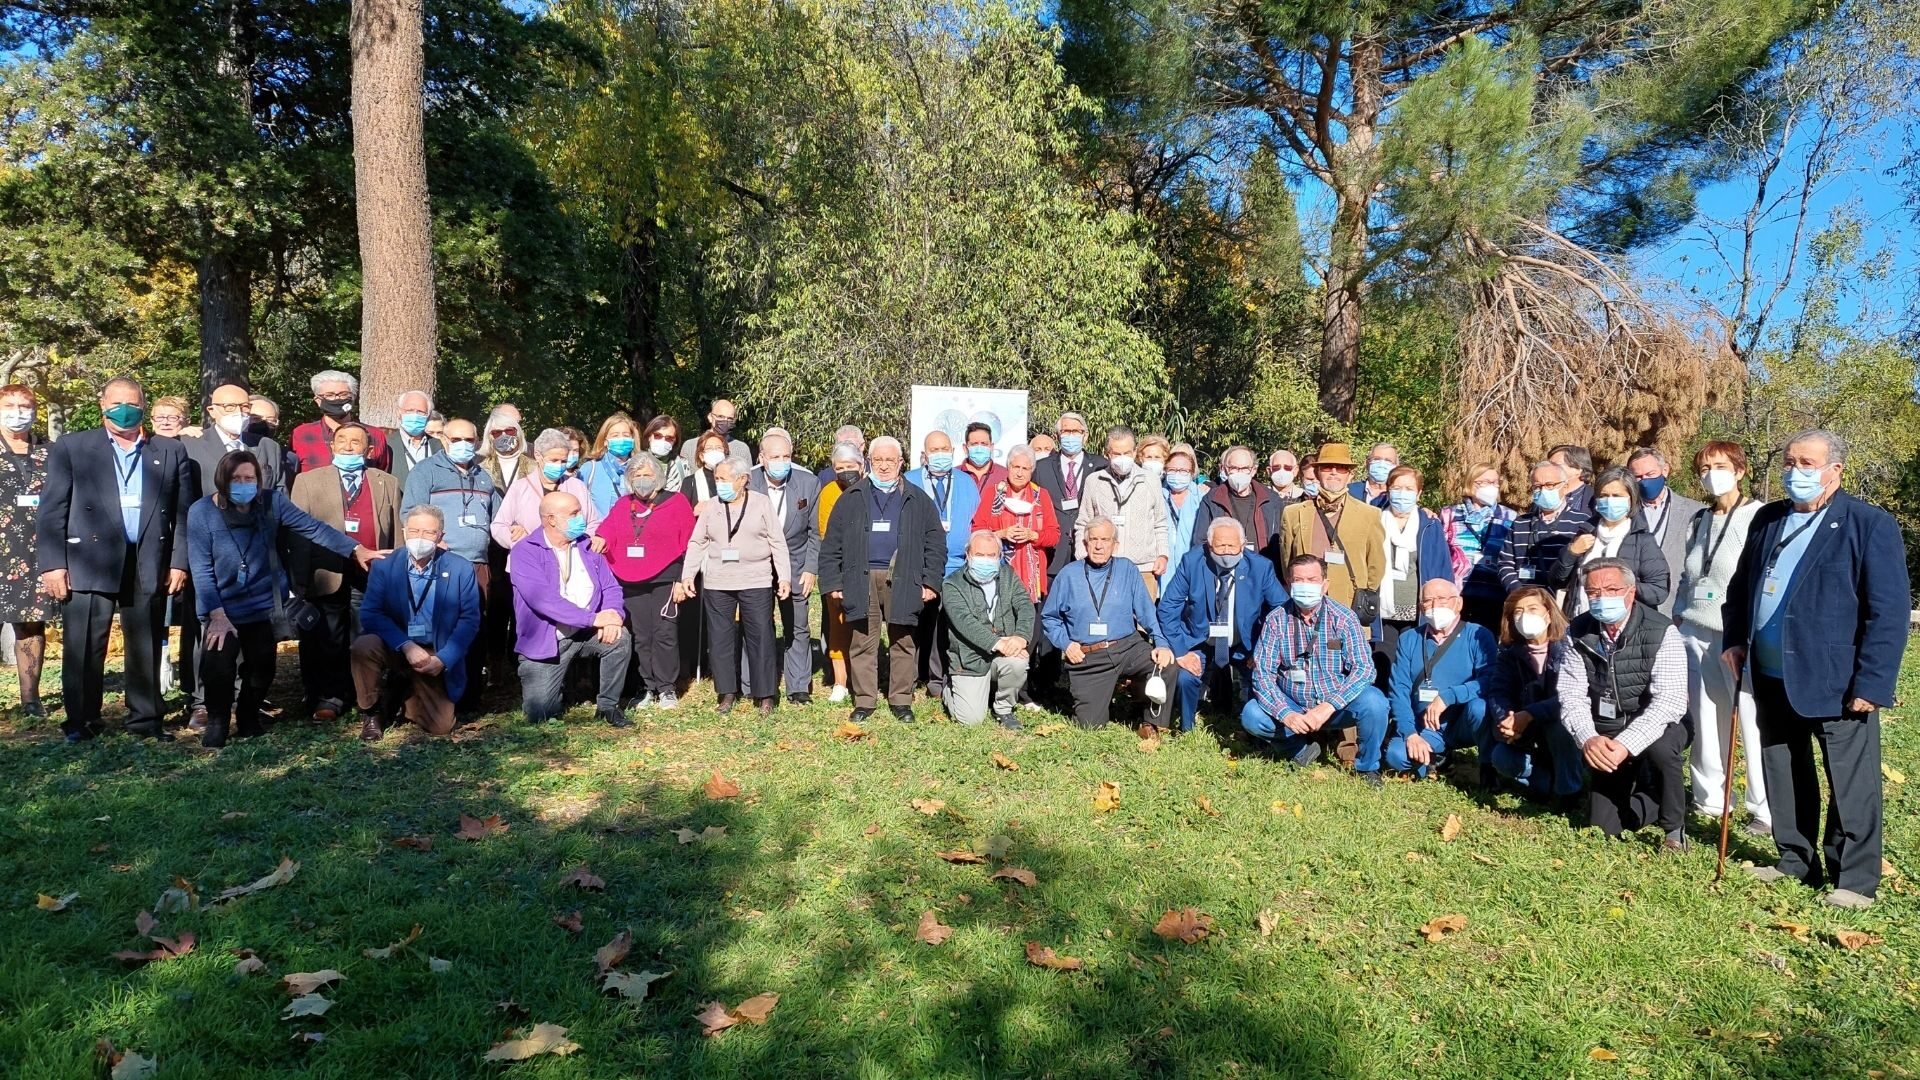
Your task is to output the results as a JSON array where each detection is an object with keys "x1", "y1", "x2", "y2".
[{"x1": 3, "y1": 635, "x2": 1918, "y2": 1079}]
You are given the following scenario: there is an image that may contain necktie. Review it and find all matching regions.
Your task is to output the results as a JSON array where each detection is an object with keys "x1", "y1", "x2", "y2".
[
  {"x1": 1065, "y1": 459, "x2": 1079, "y2": 501},
  {"x1": 933, "y1": 477, "x2": 950, "y2": 523},
  {"x1": 344, "y1": 475, "x2": 361, "y2": 503},
  {"x1": 1213, "y1": 571, "x2": 1234, "y2": 666}
]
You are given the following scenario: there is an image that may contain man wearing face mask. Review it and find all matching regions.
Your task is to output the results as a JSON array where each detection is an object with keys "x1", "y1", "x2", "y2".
[
  {"x1": 38, "y1": 376, "x2": 195, "y2": 741},
  {"x1": 747, "y1": 429, "x2": 821, "y2": 705},
  {"x1": 1279, "y1": 443, "x2": 1385, "y2": 624},
  {"x1": 1033, "y1": 412, "x2": 1106, "y2": 583},
  {"x1": 957, "y1": 422, "x2": 1008, "y2": 492},
  {"x1": 678, "y1": 399, "x2": 752, "y2": 473},
  {"x1": 942, "y1": 530, "x2": 1033, "y2": 728},
  {"x1": 509, "y1": 490, "x2": 631, "y2": 727},
  {"x1": 1241, "y1": 555, "x2": 1390, "y2": 784},
  {"x1": 1547, "y1": 444, "x2": 1597, "y2": 522},
  {"x1": 904, "y1": 429, "x2": 978, "y2": 702},
  {"x1": 351, "y1": 505, "x2": 481, "y2": 739},
  {"x1": 1384, "y1": 579, "x2": 1496, "y2": 777},
  {"x1": 1040, "y1": 516, "x2": 1177, "y2": 734},
  {"x1": 403, "y1": 419, "x2": 502, "y2": 712},
  {"x1": 820, "y1": 435, "x2": 947, "y2": 723},
  {"x1": 288, "y1": 370, "x2": 391, "y2": 475},
  {"x1": 1347, "y1": 443, "x2": 1399, "y2": 508},
  {"x1": 1267, "y1": 450, "x2": 1304, "y2": 501},
  {"x1": 287, "y1": 422, "x2": 402, "y2": 724},
  {"x1": 381, "y1": 390, "x2": 442, "y2": 492},
  {"x1": 1624, "y1": 448, "x2": 1702, "y2": 616},
  {"x1": 1559, "y1": 559, "x2": 1690, "y2": 848},
  {"x1": 247, "y1": 395, "x2": 299, "y2": 490},
  {"x1": 1195, "y1": 445, "x2": 1283, "y2": 562},
  {"x1": 1722, "y1": 429, "x2": 1908, "y2": 909},
  {"x1": 1498, "y1": 460, "x2": 1585, "y2": 597},
  {"x1": 1074, "y1": 426, "x2": 1169, "y2": 599},
  {"x1": 1157, "y1": 517, "x2": 1285, "y2": 733}
]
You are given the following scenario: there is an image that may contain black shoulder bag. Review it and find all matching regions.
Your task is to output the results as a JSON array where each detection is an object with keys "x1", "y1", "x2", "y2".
[{"x1": 1314, "y1": 501, "x2": 1380, "y2": 626}]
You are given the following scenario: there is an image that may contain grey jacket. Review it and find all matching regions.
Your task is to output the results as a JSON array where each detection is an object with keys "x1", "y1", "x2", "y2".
[
  {"x1": 1637, "y1": 491, "x2": 1706, "y2": 615},
  {"x1": 748, "y1": 465, "x2": 822, "y2": 583}
]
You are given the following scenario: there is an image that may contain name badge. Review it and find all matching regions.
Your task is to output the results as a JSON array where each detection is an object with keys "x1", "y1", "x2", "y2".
[
  {"x1": 407, "y1": 621, "x2": 432, "y2": 644},
  {"x1": 1287, "y1": 668, "x2": 1308, "y2": 683},
  {"x1": 15, "y1": 494, "x2": 37, "y2": 508},
  {"x1": 120, "y1": 494, "x2": 141, "y2": 509},
  {"x1": 459, "y1": 514, "x2": 479, "y2": 527},
  {"x1": 1061, "y1": 498, "x2": 1080, "y2": 511},
  {"x1": 871, "y1": 520, "x2": 891, "y2": 533},
  {"x1": 343, "y1": 517, "x2": 361, "y2": 532},
  {"x1": 1762, "y1": 574, "x2": 1781, "y2": 596},
  {"x1": 1518, "y1": 567, "x2": 1536, "y2": 581},
  {"x1": 721, "y1": 548, "x2": 741, "y2": 563},
  {"x1": 626, "y1": 546, "x2": 645, "y2": 559},
  {"x1": 1691, "y1": 584, "x2": 1719, "y2": 603},
  {"x1": 1417, "y1": 687, "x2": 1440, "y2": 705},
  {"x1": 1324, "y1": 550, "x2": 1346, "y2": 565},
  {"x1": 1088, "y1": 621, "x2": 1108, "y2": 637},
  {"x1": 1208, "y1": 623, "x2": 1230, "y2": 638},
  {"x1": 1597, "y1": 700, "x2": 1618, "y2": 720}
]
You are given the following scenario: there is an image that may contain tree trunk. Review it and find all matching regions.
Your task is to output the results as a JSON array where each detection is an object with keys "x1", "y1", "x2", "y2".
[
  {"x1": 197, "y1": 250, "x2": 253, "y2": 407},
  {"x1": 1316, "y1": 38, "x2": 1383, "y2": 426},
  {"x1": 350, "y1": 0, "x2": 436, "y2": 429},
  {"x1": 622, "y1": 227, "x2": 661, "y2": 421}
]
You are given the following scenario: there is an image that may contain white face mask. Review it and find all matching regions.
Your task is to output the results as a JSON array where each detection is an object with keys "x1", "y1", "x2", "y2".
[
  {"x1": 1108, "y1": 454, "x2": 1135, "y2": 477},
  {"x1": 1514, "y1": 611, "x2": 1549, "y2": 640},
  {"x1": 1473, "y1": 483, "x2": 1500, "y2": 507},
  {"x1": 0, "y1": 408, "x2": 34, "y2": 434},
  {"x1": 1271, "y1": 468, "x2": 1296, "y2": 486},
  {"x1": 215, "y1": 411, "x2": 249, "y2": 438},
  {"x1": 649, "y1": 436, "x2": 674, "y2": 457},
  {"x1": 1701, "y1": 469, "x2": 1738, "y2": 498},
  {"x1": 701, "y1": 448, "x2": 725, "y2": 469},
  {"x1": 1225, "y1": 470, "x2": 1254, "y2": 493},
  {"x1": 1427, "y1": 606, "x2": 1458, "y2": 632},
  {"x1": 405, "y1": 537, "x2": 438, "y2": 561}
]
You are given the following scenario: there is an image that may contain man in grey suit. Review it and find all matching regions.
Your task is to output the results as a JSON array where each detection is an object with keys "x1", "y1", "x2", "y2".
[
  {"x1": 746, "y1": 428, "x2": 821, "y2": 703},
  {"x1": 1628, "y1": 448, "x2": 1705, "y2": 615}
]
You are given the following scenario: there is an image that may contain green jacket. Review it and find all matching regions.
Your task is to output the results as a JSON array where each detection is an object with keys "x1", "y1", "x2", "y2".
[{"x1": 941, "y1": 563, "x2": 1036, "y2": 677}]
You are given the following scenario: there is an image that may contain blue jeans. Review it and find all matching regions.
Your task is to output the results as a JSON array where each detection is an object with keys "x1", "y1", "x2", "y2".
[
  {"x1": 1240, "y1": 686, "x2": 1390, "y2": 772},
  {"x1": 1482, "y1": 710, "x2": 1584, "y2": 798},
  {"x1": 1385, "y1": 698, "x2": 1488, "y2": 776},
  {"x1": 1175, "y1": 659, "x2": 1251, "y2": 732}
]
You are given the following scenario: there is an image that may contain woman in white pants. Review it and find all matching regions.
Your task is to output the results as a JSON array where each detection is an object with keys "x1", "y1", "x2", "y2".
[{"x1": 1674, "y1": 441, "x2": 1769, "y2": 833}]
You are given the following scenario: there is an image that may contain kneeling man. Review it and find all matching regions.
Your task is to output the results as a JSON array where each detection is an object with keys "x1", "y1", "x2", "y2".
[
  {"x1": 941, "y1": 530, "x2": 1033, "y2": 729},
  {"x1": 353, "y1": 504, "x2": 482, "y2": 738},
  {"x1": 1385, "y1": 579, "x2": 1495, "y2": 776}
]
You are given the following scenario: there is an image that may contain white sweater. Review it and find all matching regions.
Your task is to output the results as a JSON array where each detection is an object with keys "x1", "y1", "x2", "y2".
[{"x1": 1675, "y1": 500, "x2": 1761, "y2": 634}]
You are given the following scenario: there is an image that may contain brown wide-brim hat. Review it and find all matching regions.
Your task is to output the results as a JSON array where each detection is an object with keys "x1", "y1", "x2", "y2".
[{"x1": 1315, "y1": 442, "x2": 1358, "y2": 467}]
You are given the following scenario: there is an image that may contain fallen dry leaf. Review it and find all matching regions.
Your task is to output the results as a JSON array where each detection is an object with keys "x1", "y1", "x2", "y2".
[
  {"x1": 909, "y1": 798, "x2": 947, "y2": 815},
  {"x1": 1774, "y1": 920, "x2": 1813, "y2": 943},
  {"x1": 985, "y1": 834, "x2": 1014, "y2": 859},
  {"x1": 990, "y1": 867, "x2": 1038, "y2": 887},
  {"x1": 674, "y1": 825, "x2": 727, "y2": 844},
  {"x1": 1589, "y1": 1047, "x2": 1619, "y2": 1062},
  {"x1": 697, "y1": 993, "x2": 780, "y2": 1036},
  {"x1": 134, "y1": 911, "x2": 157, "y2": 936},
  {"x1": 1194, "y1": 796, "x2": 1219, "y2": 817},
  {"x1": 553, "y1": 910, "x2": 584, "y2": 933},
  {"x1": 1256, "y1": 910, "x2": 1280, "y2": 938},
  {"x1": 363, "y1": 923, "x2": 422, "y2": 959},
  {"x1": 280, "y1": 970, "x2": 345, "y2": 996},
  {"x1": 1024, "y1": 941, "x2": 1084, "y2": 971},
  {"x1": 1469, "y1": 853, "x2": 1497, "y2": 866},
  {"x1": 456, "y1": 813, "x2": 508, "y2": 841},
  {"x1": 109, "y1": 1049, "x2": 157, "y2": 1080},
  {"x1": 153, "y1": 877, "x2": 197, "y2": 913},
  {"x1": 234, "y1": 949, "x2": 267, "y2": 975},
  {"x1": 594, "y1": 930, "x2": 633, "y2": 974},
  {"x1": 428, "y1": 956, "x2": 453, "y2": 973},
  {"x1": 484, "y1": 1022, "x2": 582, "y2": 1061},
  {"x1": 113, "y1": 932, "x2": 195, "y2": 965},
  {"x1": 991, "y1": 752, "x2": 1019, "y2": 771},
  {"x1": 1031, "y1": 722, "x2": 1067, "y2": 736},
  {"x1": 559, "y1": 867, "x2": 607, "y2": 891},
  {"x1": 695, "y1": 1001, "x2": 740, "y2": 1037},
  {"x1": 1418, "y1": 914, "x2": 1468, "y2": 943},
  {"x1": 1883, "y1": 764, "x2": 1905, "y2": 785},
  {"x1": 936, "y1": 849, "x2": 987, "y2": 865},
  {"x1": 1440, "y1": 813, "x2": 1463, "y2": 843},
  {"x1": 391, "y1": 835, "x2": 434, "y2": 852},
  {"x1": 704, "y1": 771, "x2": 742, "y2": 799},
  {"x1": 212, "y1": 856, "x2": 299, "y2": 903},
  {"x1": 36, "y1": 892, "x2": 78, "y2": 911},
  {"x1": 603, "y1": 969, "x2": 671, "y2": 1000},
  {"x1": 1092, "y1": 781, "x2": 1121, "y2": 813},
  {"x1": 1137, "y1": 735, "x2": 1160, "y2": 753},
  {"x1": 89, "y1": 843, "x2": 109, "y2": 854},
  {"x1": 220, "y1": 811, "x2": 248, "y2": 821},
  {"x1": 862, "y1": 823, "x2": 881, "y2": 837},
  {"x1": 1832, "y1": 929, "x2": 1883, "y2": 951},
  {"x1": 281, "y1": 993, "x2": 333, "y2": 1020},
  {"x1": 834, "y1": 720, "x2": 870, "y2": 741},
  {"x1": 1153, "y1": 907, "x2": 1215, "y2": 944},
  {"x1": 732, "y1": 993, "x2": 779, "y2": 1024},
  {"x1": 914, "y1": 910, "x2": 954, "y2": 945}
]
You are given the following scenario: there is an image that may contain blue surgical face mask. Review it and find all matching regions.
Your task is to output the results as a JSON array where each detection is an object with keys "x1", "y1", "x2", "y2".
[
  {"x1": 1303, "y1": 479, "x2": 1321, "y2": 498},
  {"x1": 1595, "y1": 495, "x2": 1630, "y2": 523},
  {"x1": 563, "y1": 514, "x2": 589, "y2": 541},
  {"x1": 1290, "y1": 581, "x2": 1323, "y2": 608},
  {"x1": 766, "y1": 459, "x2": 792, "y2": 481},
  {"x1": 542, "y1": 462, "x2": 569, "y2": 482},
  {"x1": 1532, "y1": 487, "x2": 1563, "y2": 512},
  {"x1": 715, "y1": 481, "x2": 738, "y2": 502},
  {"x1": 1368, "y1": 459, "x2": 1393, "y2": 484},
  {"x1": 1591, "y1": 595, "x2": 1629, "y2": 625},
  {"x1": 333, "y1": 453, "x2": 365, "y2": 473},
  {"x1": 1636, "y1": 475, "x2": 1666, "y2": 502},
  {"x1": 967, "y1": 555, "x2": 1000, "y2": 583},
  {"x1": 566, "y1": 452, "x2": 580, "y2": 469},
  {"x1": 967, "y1": 445, "x2": 992, "y2": 467},
  {"x1": 1165, "y1": 470, "x2": 1192, "y2": 493},
  {"x1": 1059, "y1": 433, "x2": 1084, "y2": 455},
  {"x1": 1784, "y1": 466, "x2": 1826, "y2": 504},
  {"x1": 928, "y1": 451, "x2": 954, "y2": 474},
  {"x1": 447, "y1": 441, "x2": 476, "y2": 464},
  {"x1": 228, "y1": 482, "x2": 259, "y2": 505},
  {"x1": 608, "y1": 437, "x2": 635, "y2": 458},
  {"x1": 870, "y1": 473, "x2": 898, "y2": 492},
  {"x1": 400, "y1": 412, "x2": 429, "y2": 437},
  {"x1": 1388, "y1": 489, "x2": 1418, "y2": 515}
]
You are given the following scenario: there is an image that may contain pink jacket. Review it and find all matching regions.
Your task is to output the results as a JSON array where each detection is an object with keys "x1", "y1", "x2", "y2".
[
  {"x1": 600, "y1": 492, "x2": 696, "y2": 584},
  {"x1": 489, "y1": 475, "x2": 600, "y2": 549}
]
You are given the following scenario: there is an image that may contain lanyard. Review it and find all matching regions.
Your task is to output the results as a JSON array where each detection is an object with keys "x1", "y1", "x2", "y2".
[
  {"x1": 627, "y1": 498, "x2": 654, "y2": 541},
  {"x1": 409, "y1": 569, "x2": 435, "y2": 616},
  {"x1": 1645, "y1": 497, "x2": 1670, "y2": 540},
  {"x1": 1083, "y1": 562, "x2": 1116, "y2": 621},
  {"x1": 932, "y1": 475, "x2": 950, "y2": 522},
  {"x1": 1701, "y1": 500, "x2": 1752, "y2": 569},
  {"x1": 871, "y1": 487, "x2": 899, "y2": 521},
  {"x1": 722, "y1": 498, "x2": 747, "y2": 543},
  {"x1": 457, "y1": 472, "x2": 480, "y2": 510},
  {"x1": 115, "y1": 444, "x2": 142, "y2": 491},
  {"x1": 1417, "y1": 629, "x2": 1461, "y2": 687},
  {"x1": 1292, "y1": 607, "x2": 1325, "y2": 665},
  {"x1": 218, "y1": 508, "x2": 265, "y2": 577},
  {"x1": 1763, "y1": 510, "x2": 1823, "y2": 578}
]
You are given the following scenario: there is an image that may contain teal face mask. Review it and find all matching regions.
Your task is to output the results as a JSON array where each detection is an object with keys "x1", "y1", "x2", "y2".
[
  {"x1": 103, "y1": 402, "x2": 145, "y2": 428},
  {"x1": 563, "y1": 514, "x2": 589, "y2": 540}
]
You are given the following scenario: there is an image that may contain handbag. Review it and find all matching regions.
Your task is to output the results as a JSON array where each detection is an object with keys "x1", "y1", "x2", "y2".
[
  {"x1": 1313, "y1": 502, "x2": 1380, "y2": 626},
  {"x1": 270, "y1": 579, "x2": 323, "y2": 641}
]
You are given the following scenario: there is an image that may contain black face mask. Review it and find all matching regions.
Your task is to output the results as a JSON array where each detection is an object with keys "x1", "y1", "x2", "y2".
[
  {"x1": 249, "y1": 418, "x2": 276, "y2": 438},
  {"x1": 835, "y1": 469, "x2": 862, "y2": 488},
  {"x1": 317, "y1": 398, "x2": 353, "y2": 419}
]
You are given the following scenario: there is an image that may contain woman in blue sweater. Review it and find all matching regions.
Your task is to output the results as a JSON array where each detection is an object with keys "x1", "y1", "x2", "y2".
[
  {"x1": 189, "y1": 450, "x2": 371, "y2": 747},
  {"x1": 1482, "y1": 585, "x2": 1582, "y2": 802}
]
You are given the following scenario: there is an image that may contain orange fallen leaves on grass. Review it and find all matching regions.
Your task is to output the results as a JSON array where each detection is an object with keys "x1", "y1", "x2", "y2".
[
  {"x1": 212, "y1": 856, "x2": 299, "y2": 903},
  {"x1": 697, "y1": 993, "x2": 780, "y2": 1036},
  {"x1": 1153, "y1": 908, "x2": 1214, "y2": 944},
  {"x1": 280, "y1": 970, "x2": 345, "y2": 995},
  {"x1": 1193, "y1": 796, "x2": 1219, "y2": 817},
  {"x1": 1092, "y1": 781, "x2": 1121, "y2": 813},
  {"x1": 594, "y1": 930, "x2": 632, "y2": 974},
  {"x1": 991, "y1": 752, "x2": 1019, "y2": 771},
  {"x1": 909, "y1": 798, "x2": 947, "y2": 815},
  {"x1": 936, "y1": 850, "x2": 988, "y2": 865},
  {"x1": 1832, "y1": 929, "x2": 1883, "y2": 951},
  {"x1": 1024, "y1": 941, "x2": 1084, "y2": 971},
  {"x1": 456, "y1": 813, "x2": 508, "y2": 841},
  {"x1": 990, "y1": 867, "x2": 1038, "y2": 887},
  {"x1": 113, "y1": 932, "x2": 196, "y2": 965},
  {"x1": 914, "y1": 911, "x2": 954, "y2": 945},
  {"x1": 484, "y1": 1023, "x2": 581, "y2": 1061},
  {"x1": 552, "y1": 910, "x2": 584, "y2": 934},
  {"x1": 363, "y1": 923, "x2": 423, "y2": 959},
  {"x1": 1440, "y1": 814, "x2": 1463, "y2": 842},
  {"x1": 704, "y1": 771, "x2": 742, "y2": 799},
  {"x1": 835, "y1": 721, "x2": 870, "y2": 741},
  {"x1": 1418, "y1": 914, "x2": 1468, "y2": 943},
  {"x1": 391, "y1": 835, "x2": 434, "y2": 851},
  {"x1": 35, "y1": 892, "x2": 78, "y2": 911},
  {"x1": 558, "y1": 867, "x2": 606, "y2": 891}
]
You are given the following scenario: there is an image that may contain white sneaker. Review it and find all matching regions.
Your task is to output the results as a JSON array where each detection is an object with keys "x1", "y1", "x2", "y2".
[
  {"x1": 828, "y1": 686, "x2": 848, "y2": 704},
  {"x1": 657, "y1": 691, "x2": 679, "y2": 711}
]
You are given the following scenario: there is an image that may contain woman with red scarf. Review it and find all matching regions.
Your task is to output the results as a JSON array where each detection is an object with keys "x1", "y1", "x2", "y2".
[{"x1": 971, "y1": 443, "x2": 1060, "y2": 601}]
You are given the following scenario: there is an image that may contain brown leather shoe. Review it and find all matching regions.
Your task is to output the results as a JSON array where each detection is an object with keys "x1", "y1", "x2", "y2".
[
  {"x1": 358, "y1": 713, "x2": 384, "y2": 741},
  {"x1": 1136, "y1": 723, "x2": 1159, "y2": 740},
  {"x1": 756, "y1": 698, "x2": 775, "y2": 717}
]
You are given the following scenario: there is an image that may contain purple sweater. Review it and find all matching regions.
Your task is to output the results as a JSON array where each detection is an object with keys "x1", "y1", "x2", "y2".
[{"x1": 508, "y1": 528, "x2": 623, "y2": 661}]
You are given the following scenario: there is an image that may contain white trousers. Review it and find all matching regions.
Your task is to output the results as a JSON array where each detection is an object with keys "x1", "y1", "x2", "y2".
[{"x1": 1682, "y1": 624, "x2": 1769, "y2": 824}]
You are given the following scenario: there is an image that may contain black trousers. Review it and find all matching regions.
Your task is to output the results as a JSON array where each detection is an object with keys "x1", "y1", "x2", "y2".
[
  {"x1": 704, "y1": 587, "x2": 776, "y2": 699},
  {"x1": 1064, "y1": 634, "x2": 1175, "y2": 731},
  {"x1": 483, "y1": 541, "x2": 514, "y2": 687},
  {"x1": 912, "y1": 593, "x2": 950, "y2": 695},
  {"x1": 299, "y1": 587, "x2": 362, "y2": 708},
  {"x1": 1752, "y1": 671, "x2": 1883, "y2": 896},
  {"x1": 200, "y1": 619, "x2": 277, "y2": 736},
  {"x1": 1587, "y1": 722, "x2": 1688, "y2": 838},
  {"x1": 61, "y1": 555, "x2": 168, "y2": 736},
  {"x1": 622, "y1": 579, "x2": 680, "y2": 695}
]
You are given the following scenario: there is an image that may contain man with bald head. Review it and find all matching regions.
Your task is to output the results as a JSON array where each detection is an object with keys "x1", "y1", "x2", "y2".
[
  {"x1": 906, "y1": 427, "x2": 981, "y2": 700},
  {"x1": 508, "y1": 489, "x2": 631, "y2": 727},
  {"x1": 1384, "y1": 577, "x2": 1497, "y2": 777},
  {"x1": 679, "y1": 398, "x2": 752, "y2": 473},
  {"x1": 941, "y1": 530, "x2": 1033, "y2": 728}
]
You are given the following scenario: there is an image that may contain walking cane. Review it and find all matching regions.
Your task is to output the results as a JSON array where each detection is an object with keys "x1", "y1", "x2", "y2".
[{"x1": 1713, "y1": 670, "x2": 1745, "y2": 883}]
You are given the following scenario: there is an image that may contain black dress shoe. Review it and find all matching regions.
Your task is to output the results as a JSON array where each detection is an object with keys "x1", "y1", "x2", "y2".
[
  {"x1": 890, "y1": 705, "x2": 916, "y2": 724},
  {"x1": 63, "y1": 729, "x2": 87, "y2": 744},
  {"x1": 126, "y1": 722, "x2": 175, "y2": 742},
  {"x1": 995, "y1": 711, "x2": 1021, "y2": 731},
  {"x1": 786, "y1": 692, "x2": 812, "y2": 706},
  {"x1": 850, "y1": 707, "x2": 875, "y2": 723},
  {"x1": 715, "y1": 694, "x2": 739, "y2": 715},
  {"x1": 599, "y1": 706, "x2": 632, "y2": 729}
]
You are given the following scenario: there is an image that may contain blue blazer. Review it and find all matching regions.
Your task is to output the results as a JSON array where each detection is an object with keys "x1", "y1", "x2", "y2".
[
  {"x1": 903, "y1": 467, "x2": 978, "y2": 576},
  {"x1": 1723, "y1": 491, "x2": 1911, "y2": 716},
  {"x1": 37, "y1": 428, "x2": 196, "y2": 595},
  {"x1": 1155, "y1": 547, "x2": 1285, "y2": 663},
  {"x1": 359, "y1": 549, "x2": 483, "y2": 702}
]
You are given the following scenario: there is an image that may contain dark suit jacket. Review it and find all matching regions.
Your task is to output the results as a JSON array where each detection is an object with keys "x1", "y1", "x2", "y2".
[
  {"x1": 819, "y1": 478, "x2": 945, "y2": 626},
  {"x1": 748, "y1": 466, "x2": 822, "y2": 583},
  {"x1": 1032, "y1": 451, "x2": 1107, "y2": 578},
  {"x1": 1723, "y1": 491, "x2": 1911, "y2": 717},
  {"x1": 359, "y1": 549, "x2": 483, "y2": 701},
  {"x1": 383, "y1": 429, "x2": 443, "y2": 493},
  {"x1": 1156, "y1": 547, "x2": 1286, "y2": 664},
  {"x1": 183, "y1": 428, "x2": 285, "y2": 498},
  {"x1": 287, "y1": 466, "x2": 401, "y2": 596},
  {"x1": 36, "y1": 429, "x2": 194, "y2": 595}
]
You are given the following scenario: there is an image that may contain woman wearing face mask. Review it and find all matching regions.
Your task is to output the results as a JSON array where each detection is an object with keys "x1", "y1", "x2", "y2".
[
  {"x1": 1136, "y1": 434, "x2": 1171, "y2": 479},
  {"x1": 490, "y1": 428, "x2": 605, "y2": 554},
  {"x1": 581, "y1": 412, "x2": 641, "y2": 517},
  {"x1": 816, "y1": 441, "x2": 866, "y2": 703},
  {"x1": 683, "y1": 430, "x2": 731, "y2": 510},
  {"x1": 1552, "y1": 466, "x2": 1669, "y2": 616},
  {"x1": 602, "y1": 454, "x2": 696, "y2": 711},
  {"x1": 972, "y1": 444, "x2": 1060, "y2": 604},
  {"x1": 187, "y1": 451, "x2": 371, "y2": 747},
  {"x1": 0, "y1": 384, "x2": 51, "y2": 720},
  {"x1": 1160, "y1": 444, "x2": 1208, "y2": 576},
  {"x1": 678, "y1": 460, "x2": 790, "y2": 717},
  {"x1": 1674, "y1": 441, "x2": 1769, "y2": 834},
  {"x1": 1481, "y1": 586, "x2": 1581, "y2": 803},
  {"x1": 641, "y1": 415, "x2": 691, "y2": 493},
  {"x1": 1440, "y1": 462, "x2": 1516, "y2": 629},
  {"x1": 558, "y1": 426, "x2": 589, "y2": 477},
  {"x1": 1374, "y1": 466, "x2": 1456, "y2": 667}
]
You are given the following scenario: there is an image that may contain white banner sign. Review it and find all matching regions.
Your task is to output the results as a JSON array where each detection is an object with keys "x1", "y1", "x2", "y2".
[{"x1": 907, "y1": 385, "x2": 1030, "y2": 467}]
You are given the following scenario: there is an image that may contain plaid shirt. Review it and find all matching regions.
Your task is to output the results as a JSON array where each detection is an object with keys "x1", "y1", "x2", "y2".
[
  {"x1": 288, "y1": 419, "x2": 391, "y2": 475},
  {"x1": 1250, "y1": 598, "x2": 1374, "y2": 720}
]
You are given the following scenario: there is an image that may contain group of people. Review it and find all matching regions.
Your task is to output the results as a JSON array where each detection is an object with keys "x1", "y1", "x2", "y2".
[{"x1": 1, "y1": 374, "x2": 1907, "y2": 910}]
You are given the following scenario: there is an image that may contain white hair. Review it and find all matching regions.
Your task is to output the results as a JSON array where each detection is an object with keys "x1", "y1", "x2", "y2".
[
  {"x1": 1206, "y1": 516, "x2": 1246, "y2": 545},
  {"x1": 396, "y1": 389, "x2": 433, "y2": 413},
  {"x1": 404, "y1": 504, "x2": 445, "y2": 529},
  {"x1": 1005, "y1": 443, "x2": 1035, "y2": 466},
  {"x1": 311, "y1": 369, "x2": 357, "y2": 395},
  {"x1": 759, "y1": 427, "x2": 793, "y2": 455},
  {"x1": 830, "y1": 441, "x2": 864, "y2": 466},
  {"x1": 532, "y1": 428, "x2": 571, "y2": 456},
  {"x1": 870, "y1": 435, "x2": 903, "y2": 458}
]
